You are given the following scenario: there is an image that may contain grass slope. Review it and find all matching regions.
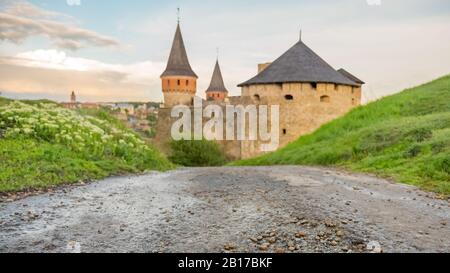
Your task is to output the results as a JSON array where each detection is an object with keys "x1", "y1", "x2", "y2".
[
  {"x1": 0, "y1": 100, "x2": 173, "y2": 193},
  {"x1": 235, "y1": 75, "x2": 450, "y2": 195}
]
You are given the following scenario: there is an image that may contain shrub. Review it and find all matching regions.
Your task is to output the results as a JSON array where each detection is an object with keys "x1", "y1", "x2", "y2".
[
  {"x1": 404, "y1": 144, "x2": 422, "y2": 158},
  {"x1": 169, "y1": 139, "x2": 227, "y2": 167},
  {"x1": 407, "y1": 128, "x2": 432, "y2": 142},
  {"x1": 0, "y1": 101, "x2": 150, "y2": 158}
]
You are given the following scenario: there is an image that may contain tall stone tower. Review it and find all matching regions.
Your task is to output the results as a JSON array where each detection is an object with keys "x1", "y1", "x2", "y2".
[
  {"x1": 70, "y1": 91, "x2": 76, "y2": 103},
  {"x1": 205, "y1": 59, "x2": 228, "y2": 102},
  {"x1": 161, "y1": 23, "x2": 198, "y2": 108}
]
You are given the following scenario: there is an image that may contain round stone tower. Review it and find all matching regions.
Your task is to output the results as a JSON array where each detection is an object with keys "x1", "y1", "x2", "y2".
[{"x1": 161, "y1": 23, "x2": 198, "y2": 108}]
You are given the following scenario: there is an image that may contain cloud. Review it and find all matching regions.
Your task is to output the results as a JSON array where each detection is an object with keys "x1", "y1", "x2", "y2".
[
  {"x1": 0, "y1": 1, "x2": 119, "y2": 50},
  {"x1": 0, "y1": 49, "x2": 165, "y2": 102},
  {"x1": 0, "y1": 63, "x2": 158, "y2": 102},
  {"x1": 2, "y1": 1, "x2": 66, "y2": 18},
  {"x1": 7, "y1": 49, "x2": 164, "y2": 83}
]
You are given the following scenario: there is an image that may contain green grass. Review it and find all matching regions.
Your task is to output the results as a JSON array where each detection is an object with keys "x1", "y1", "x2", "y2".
[
  {"x1": 234, "y1": 75, "x2": 450, "y2": 195},
  {"x1": 0, "y1": 100, "x2": 173, "y2": 193},
  {"x1": 0, "y1": 97, "x2": 11, "y2": 106}
]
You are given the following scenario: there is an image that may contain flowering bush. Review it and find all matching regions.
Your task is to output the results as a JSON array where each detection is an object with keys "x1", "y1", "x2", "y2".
[
  {"x1": 0, "y1": 101, "x2": 172, "y2": 192},
  {"x1": 0, "y1": 101, "x2": 150, "y2": 159}
]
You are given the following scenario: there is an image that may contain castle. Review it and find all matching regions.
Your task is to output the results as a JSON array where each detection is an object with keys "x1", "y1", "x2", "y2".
[{"x1": 155, "y1": 22, "x2": 364, "y2": 160}]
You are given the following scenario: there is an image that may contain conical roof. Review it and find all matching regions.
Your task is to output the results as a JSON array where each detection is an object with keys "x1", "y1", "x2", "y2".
[
  {"x1": 238, "y1": 40, "x2": 358, "y2": 87},
  {"x1": 161, "y1": 23, "x2": 197, "y2": 78},
  {"x1": 206, "y1": 60, "x2": 228, "y2": 93}
]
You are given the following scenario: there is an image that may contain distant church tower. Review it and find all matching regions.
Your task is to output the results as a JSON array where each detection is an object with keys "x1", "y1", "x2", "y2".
[
  {"x1": 205, "y1": 59, "x2": 228, "y2": 102},
  {"x1": 160, "y1": 23, "x2": 198, "y2": 108},
  {"x1": 70, "y1": 91, "x2": 76, "y2": 103}
]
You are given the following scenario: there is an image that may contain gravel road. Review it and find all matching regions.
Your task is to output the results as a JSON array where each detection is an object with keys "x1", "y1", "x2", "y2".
[{"x1": 0, "y1": 166, "x2": 449, "y2": 253}]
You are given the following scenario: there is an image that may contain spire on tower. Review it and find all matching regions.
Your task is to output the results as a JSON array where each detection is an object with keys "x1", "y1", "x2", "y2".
[
  {"x1": 206, "y1": 59, "x2": 228, "y2": 93},
  {"x1": 160, "y1": 22, "x2": 197, "y2": 78}
]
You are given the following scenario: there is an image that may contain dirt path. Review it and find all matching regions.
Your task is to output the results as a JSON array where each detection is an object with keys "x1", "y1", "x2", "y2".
[{"x1": 0, "y1": 166, "x2": 449, "y2": 253}]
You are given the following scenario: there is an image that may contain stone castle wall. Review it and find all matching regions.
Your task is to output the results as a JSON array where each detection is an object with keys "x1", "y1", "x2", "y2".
[
  {"x1": 154, "y1": 82, "x2": 361, "y2": 160},
  {"x1": 154, "y1": 106, "x2": 243, "y2": 160},
  {"x1": 237, "y1": 82, "x2": 361, "y2": 158}
]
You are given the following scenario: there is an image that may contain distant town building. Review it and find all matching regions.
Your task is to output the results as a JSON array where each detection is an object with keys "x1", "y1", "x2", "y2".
[
  {"x1": 135, "y1": 104, "x2": 149, "y2": 120},
  {"x1": 61, "y1": 91, "x2": 78, "y2": 109},
  {"x1": 99, "y1": 103, "x2": 117, "y2": 109},
  {"x1": 61, "y1": 91, "x2": 100, "y2": 110},
  {"x1": 79, "y1": 103, "x2": 99, "y2": 109},
  {"x1": 116, "y1": 103, "x2": 135, "y2": 115},
  {"x1": 70, "y1": 91, "x2": 76, "y2": 103},
  {"x1": 60, "y1": 93, "x2": 156, "y2": 136}
]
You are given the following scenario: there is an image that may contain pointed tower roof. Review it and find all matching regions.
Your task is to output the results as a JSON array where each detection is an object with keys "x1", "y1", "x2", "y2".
[
  {"x1": 206, "y1": 60, "x2": 228, "y2": 93},
  {"x1": 238, "y1": 40, "x2": 358, "y2": 87},
  {"x1": 161, "y1": 23, "x2": 197, "y2": 78}
]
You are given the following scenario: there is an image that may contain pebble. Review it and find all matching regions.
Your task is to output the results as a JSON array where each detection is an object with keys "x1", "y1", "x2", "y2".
[
  {"x1": 275, "y1": 248, "x2": 285, "y2": 253},
  {"x1": 366, "y1": 241, "x2": 382, "y2": 253},
  {"x1": 299, "y1": 219, "x2": 309, "y2": 225},
  {"x1": 324, "y1": 220, "x2": 336, "y2": 227},
  {"x1": 224, "y1": 243, "x2": 236, "y2": 251},
  {"x1": 259, "y1": 243, "x2": 270, "y2": 251}
]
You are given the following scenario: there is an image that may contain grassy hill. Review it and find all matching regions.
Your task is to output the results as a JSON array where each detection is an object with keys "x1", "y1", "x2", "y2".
[
  {"x1": 235, "y1": 75, "x2": 450, "y2": 195},
  {"x1": 0, "y1": 99, "x2": 173, "y2": 193}
]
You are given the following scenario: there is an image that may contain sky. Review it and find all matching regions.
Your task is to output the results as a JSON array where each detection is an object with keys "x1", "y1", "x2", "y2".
[{"x1": 0, "y1": 0, "x2": 449, "y2": 103}]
